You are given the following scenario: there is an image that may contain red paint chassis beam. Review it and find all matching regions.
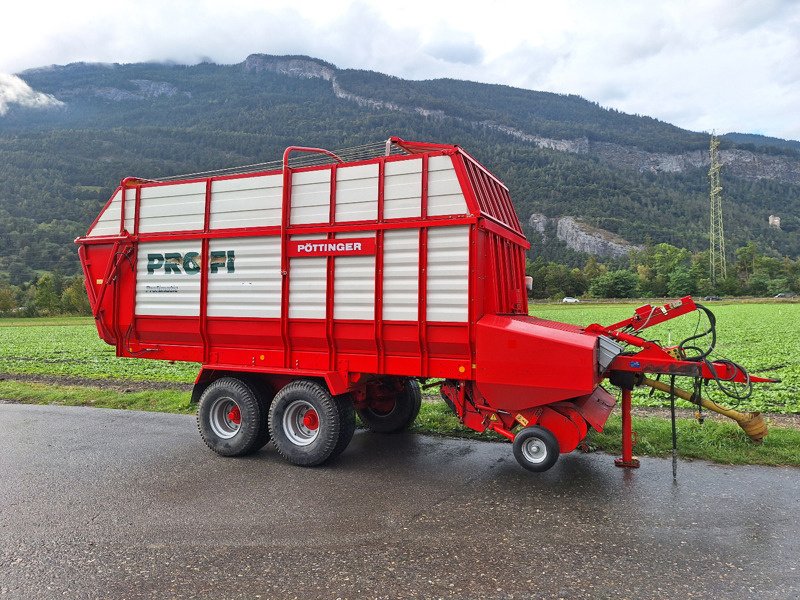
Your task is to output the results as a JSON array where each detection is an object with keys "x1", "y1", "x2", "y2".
[
  {"x1": 611, "y1": 354, "x2": 779, "y2": 384},
  {"x1": 588, "y1": 296, "x2": 779, "y2": 384},
  {"x1": 593, "y1": 296, "x2": 697, "y2": 333}
]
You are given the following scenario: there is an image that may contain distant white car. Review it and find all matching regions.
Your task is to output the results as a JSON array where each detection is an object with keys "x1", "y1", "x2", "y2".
[{"x1": 562, "y1": 297, "x2": 580, "y2": 303}]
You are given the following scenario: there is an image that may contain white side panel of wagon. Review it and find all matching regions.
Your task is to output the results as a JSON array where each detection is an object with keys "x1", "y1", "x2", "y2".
[
  {"x1": 335, "y1": 164, "x2": 378, "y2": 222},
  {"x1": 207, "y1": 236, "x2": 282, "y2": 318},
  {"x1": 383, "y1": 159, "x2": 422, "y2": 219},
  {"x1": 290, "y1": 170, "x2": 331, "y2": 225},
  {"x1": 87, "y1": 190, "x2": 122, "y2": 237},
  {"x1": 426, "y1": 226, "x2": 469, "y2": 322},
  {"x1": 210, "y1": 175, "x2": 282, "y2": 230},
  {"x1": 333, "y1": 231, "x2": 376, "y2": 320},
  {"x1": 382, "y1": 229, "x2": 419, "y2": 321},
  {"x1": 427, "y1": 156, "x2": 468, "y2": 217},
  {"x1": 138, "y1": 182, "x2": 206, "y2": 233},
  {"x1": 288, "y1": 233, "x2": 327, "y2": 319},
  {"x1": 136, "y1": 240, "x2": 201, "y2": 316},
  {"x1": 123, "y1": 188, "x2": 135, "y2": 233}
]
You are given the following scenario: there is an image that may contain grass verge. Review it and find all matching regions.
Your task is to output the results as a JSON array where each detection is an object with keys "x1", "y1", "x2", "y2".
[
  {"x1": 2, "y1": 381, "x2": 798, "y2": 467},
  {"x1": 0, "y1": 380, "x2": 193, "y2": 414},
  {"x1": 588, "y1": 414, "x2": 800, "y2": 467}
]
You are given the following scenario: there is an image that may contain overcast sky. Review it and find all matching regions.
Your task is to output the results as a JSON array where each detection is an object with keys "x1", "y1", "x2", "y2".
[{"x1": 2, "y1": 0, "x2": 799, "y2": 140}]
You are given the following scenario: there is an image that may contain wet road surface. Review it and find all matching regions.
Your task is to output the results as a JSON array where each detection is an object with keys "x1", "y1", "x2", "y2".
[{"x1": 1, "y1": 403, "x2": 798, "y2": 599}]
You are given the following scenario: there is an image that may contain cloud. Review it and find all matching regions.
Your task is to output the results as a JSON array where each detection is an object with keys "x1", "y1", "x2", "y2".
[
  {"x1": 0, "y1": 74, "x2": 64, "y2": 115},
  {"x1": 0, "y1": 0, "x2": 798, "y2": 139},
  {"x1": 425, "y1": 39, "x2": 484, "y2": 66},
  {"x1": 475, "y1": 1, "x2": 800, "y2": 140}
]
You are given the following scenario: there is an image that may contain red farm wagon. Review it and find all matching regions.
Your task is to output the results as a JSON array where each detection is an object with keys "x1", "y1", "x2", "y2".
[{"x1": 76, "y1": 137, "x2": 774, "y2": 472}]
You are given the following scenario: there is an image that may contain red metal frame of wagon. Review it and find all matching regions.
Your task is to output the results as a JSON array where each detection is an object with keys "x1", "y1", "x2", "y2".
[{"x1": 76, "y1": 137, "x2": 775, "y2": 472}]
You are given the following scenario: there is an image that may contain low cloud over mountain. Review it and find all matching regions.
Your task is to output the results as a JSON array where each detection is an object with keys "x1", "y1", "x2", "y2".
[{"x1": 0, "y1": 73, "x2": 63, "y2": 115}]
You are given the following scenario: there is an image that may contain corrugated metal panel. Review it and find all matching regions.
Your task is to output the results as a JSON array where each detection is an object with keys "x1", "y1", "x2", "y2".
[
  {"x1": 210, "y1": 175, "x2": 282, "y2": 230},
  {"x1": 138, "y1": 182, "x2": 206, "y2": 233},
  {"x1": 384, "y1": 158, "x2": 422, "y2": 219},
  {"x1": 87, "y1": 190, "x2": 122, "y2": 237},
  {"x1": 123, "y1": 188, "x2": 135, "y2": 233},
  {"x1": 382, "y1": 229, "x2": 419, "y2": 321},
  {"x1": 334, "y1": 231, "x2": 376, "y2": 320},
  {"x1": 136, "y1": 240, "x2": 200, "y2": 316},
  {"x1": 427, "y1": 156, "x2": 468, "y2": 217},
  {"x1": 290, "y1": 169, "x2": 331, "y2": 225},
  {"x1": 207, "y1": 236, "x2": 281, "y2": 318},
  {"x1": 426, "y1": 226, "x2": 469, "y2": 322},
  {"x1": 288, "y1": 233, "x2": 327, "y2": 319},
  {"x1": 335, "y1": 164, "x2": 378, "y2": 222}
]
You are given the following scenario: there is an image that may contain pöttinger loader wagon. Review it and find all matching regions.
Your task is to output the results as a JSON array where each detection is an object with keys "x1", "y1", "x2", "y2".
[{"x1": 77, "y1": 137, "x2": 774, "y2": 472}]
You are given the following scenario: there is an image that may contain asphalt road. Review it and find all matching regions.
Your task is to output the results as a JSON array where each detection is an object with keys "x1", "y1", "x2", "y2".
[{"x1": 1, "y1": 404, "x2": 798, "y2": 600}]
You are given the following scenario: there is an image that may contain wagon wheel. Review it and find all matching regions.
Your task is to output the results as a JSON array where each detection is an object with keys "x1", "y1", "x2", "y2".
[
  {"x1": 331, "y1": 392, "x2": 356, "y2": 459},
  {"x1": 358, "y1": 379, "x2": 422, "y2": 434},
  {"x1": 269, "y1": 380, "x2": 355, "y2": 466},
  {"x1": 512, "y1": 426, "x2": 560, "y2": 472},
  {"x1": 242, "y1": 376, "x2": 274, "y2": 451},
  {"x1": 197, "y1": 377, "x2": 269, "y2": 457}
]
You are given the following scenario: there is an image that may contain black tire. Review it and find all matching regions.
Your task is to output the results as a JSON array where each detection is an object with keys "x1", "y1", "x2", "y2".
[
  {"x1": 197, "y1": 377, "x2": 268, "y2": 457},
  {"x1": 358, "y1": 378, "x2": 422, "y2": 433},
  {"x1": 242, "y1": 376, "x2": 274, "y2": 451},
  {"x1": 330, "y1": 393, "x2": 356, "y2": 460},
  {"x1": 269, "y1": 380, "x2": 351, "y2": 466},
  {"x1": 512, "y1": 426, "x2": 560, "y2": 473},
  {"x1": 407, "y1": 380, "x2": 423, "y2": 421}
]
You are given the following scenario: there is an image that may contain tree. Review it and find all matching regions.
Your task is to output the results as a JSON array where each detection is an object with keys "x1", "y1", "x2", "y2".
[
  {"x1": 767, "y1": 277, "x2": 790, "y2": 296},
  {"x1": 61, "y1": 276, "x2": 91, "y2": 315},
  {"x1": 735, "y1": 242, "x2": 759, "y2": 279},
  {"x1": 0, "y1": 282, "x2": 17, "y2": 315},
  {"x1": 583, "y1": 256, "x2": 605, "y2": 280},
  {"x1": 33, "y1": 274, "x2": 61, "y2": 315},
  {"x1": 667, "y1": 266, "x2": 695, "y2": 296},
  {"x1": 589, "y1": 270, "x2": 639, "y2": 298},
  {"x1": 748, "y1": 273, "x2": 771, "y2": 297}
]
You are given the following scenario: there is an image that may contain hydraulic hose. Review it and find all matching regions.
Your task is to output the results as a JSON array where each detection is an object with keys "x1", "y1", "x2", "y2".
[{"x1": 678, "y1": 303, "x2": 716, "y2": 361}]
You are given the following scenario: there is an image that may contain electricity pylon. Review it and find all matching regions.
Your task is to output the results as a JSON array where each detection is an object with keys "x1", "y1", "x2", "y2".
[{"x1": 709, "y1": 134, "x2": 726, "y2": 284}]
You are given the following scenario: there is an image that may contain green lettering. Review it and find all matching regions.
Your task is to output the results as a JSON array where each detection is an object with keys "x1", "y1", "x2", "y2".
[
  {"x1": 164, "y1": 252, "x2": 182, "y2": 274},
  {"x1": 146, "y1": 253, "x2": 164, "y2": 274},
  {"x1": 183, "y1": 252, "x2": 200, "y2": 274},
  {"x1": 209, "y1": 251, "x2": 226, "y2": 274},
  {"x1": 226, "y1": 250, "x2": 235, "y2": 274}
]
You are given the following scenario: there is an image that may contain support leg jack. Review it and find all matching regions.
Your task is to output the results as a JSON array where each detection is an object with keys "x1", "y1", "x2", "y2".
[{"x1": 615, "y1": 388, "x2": 640, "y2": 468}]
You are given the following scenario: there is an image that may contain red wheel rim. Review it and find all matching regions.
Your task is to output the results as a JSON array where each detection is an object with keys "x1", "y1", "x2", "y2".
[
  {"x1": 227, "y1": 405, "x2": 241, "y2": 425},
  {"x1": 302, "y1": 409, "x2": 319, "y2": 430}
]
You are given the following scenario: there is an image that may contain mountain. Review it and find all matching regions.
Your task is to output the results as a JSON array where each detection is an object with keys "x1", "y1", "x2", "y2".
[{"x1": 1, "y1": 54, "x2": 799, "y2": 284}]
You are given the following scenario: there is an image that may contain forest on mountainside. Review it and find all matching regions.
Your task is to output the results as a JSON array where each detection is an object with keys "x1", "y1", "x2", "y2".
[{"x1": 0, "y1": 55, "x2": 798, "y2": 312}]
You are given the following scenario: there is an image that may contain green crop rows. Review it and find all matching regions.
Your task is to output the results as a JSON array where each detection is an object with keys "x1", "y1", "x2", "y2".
[
  {"x1": 0, "y1": 317, "x2": 198, "y2": 383},
  {"x1": 0, "y1": 302, "x2": 797, "y2": 413},
  {"x1": 532, "y1": 302, "x2": 799, "y2": 413}
]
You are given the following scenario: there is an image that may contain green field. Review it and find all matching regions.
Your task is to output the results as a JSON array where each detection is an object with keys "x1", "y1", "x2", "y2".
[
  {"x1": 531, "y1": 301, "x2": 799, "y2": 413},
  {"x1": 0, "y1": 316, "x2": 198, "y2": 383},
  {"x1": 0, "y1": 301, "x2": 797, "y2": 413}
]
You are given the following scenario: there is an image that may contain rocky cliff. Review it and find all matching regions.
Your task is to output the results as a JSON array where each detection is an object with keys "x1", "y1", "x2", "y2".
[
  {"x1": 591, "y1": 143, "x2": 800, "y2": 184},
  {"x1": 529, "y1": 213, "x2": 642, "y2": 258},
  {"x1": 241, "y1": 55, "x2": 800, "y2": 186}
]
